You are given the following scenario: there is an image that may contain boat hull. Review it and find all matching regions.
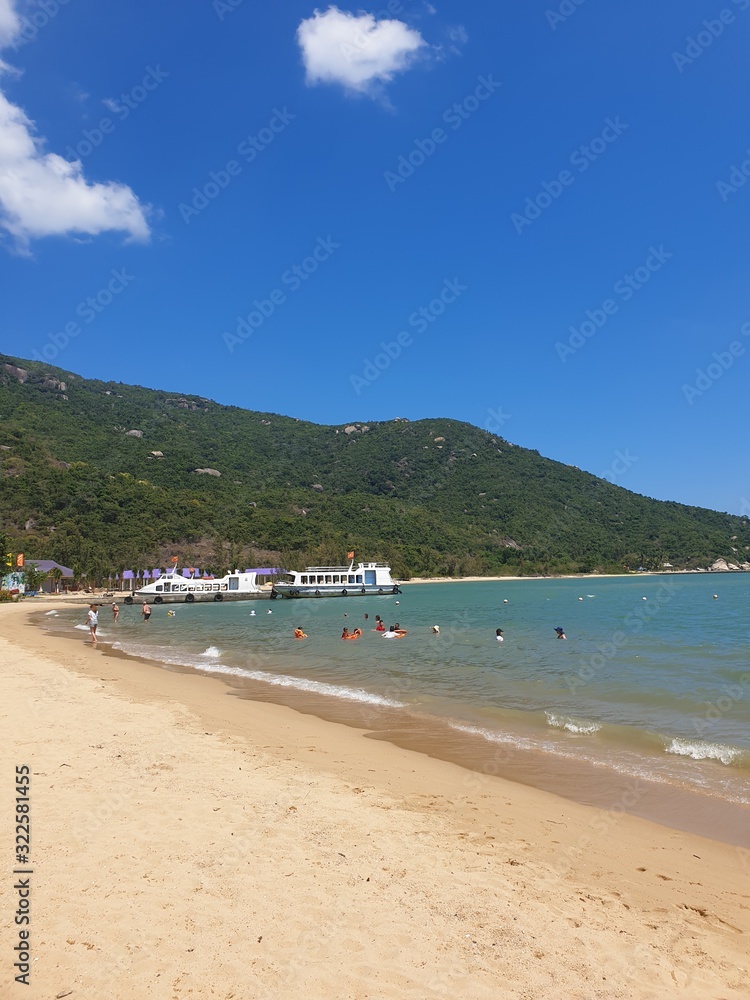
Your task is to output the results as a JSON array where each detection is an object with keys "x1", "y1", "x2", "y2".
[
  {"x1": 126, "y1": 591, "x2": 267, "y2": 605},
  {"x1": 272, "y1": 584, "x2": 400, "y2": 599}
]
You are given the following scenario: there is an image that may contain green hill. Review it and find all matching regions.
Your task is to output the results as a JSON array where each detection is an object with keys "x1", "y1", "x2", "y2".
[{"x1": 1, "y1": 353, "x2": 748, "y2": 580}]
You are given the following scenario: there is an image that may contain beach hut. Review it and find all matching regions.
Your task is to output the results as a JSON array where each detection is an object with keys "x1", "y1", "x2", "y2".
[{"x1": 25, "y1": 560, "x2": 74, "y2": 594}]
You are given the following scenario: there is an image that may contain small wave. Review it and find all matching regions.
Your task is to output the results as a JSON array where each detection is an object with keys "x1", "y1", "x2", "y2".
[
  {"x1": 45, "y1": 610, "x2": 59, "y2": 616},
  {"x1": 201, "y1": 646, "x2": 221, "y2": 658},
  {"x1": 200, "y1": 662, "x2": 406, "y2": 708},
  {"x1": 545, "y1": 712, "x2": 602, "y2": 735},
  {"x1": 449, "y1": 722, "x2": 540, "y2": 753},
  {"x1": 110, "y1": 642, "x2": 404, "y2": 708},
  {"x1": 664, "y1": 738, "x2": 745, "y2": 766}
]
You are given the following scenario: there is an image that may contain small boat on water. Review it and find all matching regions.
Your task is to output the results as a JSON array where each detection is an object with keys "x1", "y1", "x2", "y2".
[
  {"x1": 272, "y1": 559, "x2": 400, "y2": 599},
  {"x1": 126, "y1": 566, "x2": 274, "y2": 604}
]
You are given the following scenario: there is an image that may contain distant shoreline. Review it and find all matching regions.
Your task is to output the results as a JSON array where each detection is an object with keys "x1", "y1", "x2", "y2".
[{"x1": 401, "y1": 569, "x2": 740, "y2": 585}]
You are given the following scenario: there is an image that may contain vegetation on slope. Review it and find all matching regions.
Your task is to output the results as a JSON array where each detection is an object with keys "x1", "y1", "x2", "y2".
[{"x1": 1, "y1": 354, "x2": 748, "y2": 580}]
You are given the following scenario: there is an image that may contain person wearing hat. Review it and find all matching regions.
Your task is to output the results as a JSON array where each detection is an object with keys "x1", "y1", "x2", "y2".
[
  {"x1": 431, "y1": 625, "x2": 440, "y2": 634},
  {"x1": 555, "y1": 627, "x2": 566, "y2": 639},
  {"x1": 496, "y1": 628, "x2": 504, "y2": 642}
]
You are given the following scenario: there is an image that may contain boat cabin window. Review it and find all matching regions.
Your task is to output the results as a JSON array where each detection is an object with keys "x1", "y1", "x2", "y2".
[
  {"x1": 155, "y1": 585, "x2": 163, "y2": 592},
  {"x1": 325, "y1": 575, "x2": 332, "y2": 584},
  {"x1": 301, "y1": 576, "x2": 307, "y2": 584},
  {"x1": 317, "y1": 575, "x2": 324, "y2": 584},
  {"x1": 348, "y1": 575, "x2": 355, "y2": 583},
  {"x1": 356, "y1": 575, "x2": 363, "y2": 584}
]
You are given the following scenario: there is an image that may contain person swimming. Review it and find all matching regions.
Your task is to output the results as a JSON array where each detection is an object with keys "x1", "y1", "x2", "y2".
[
  {"x1": 555, "y1": 627, "x2": 566, "y2": 640},
  {"x1": 431, "y1": 625, "x2": 440, "y2": 634},
  {"x1": 294, "y1": 627, "x2": 307, "y2": 639},
  {"x1": 496, "y1": 628, "x2": 504, "y2": 642}
]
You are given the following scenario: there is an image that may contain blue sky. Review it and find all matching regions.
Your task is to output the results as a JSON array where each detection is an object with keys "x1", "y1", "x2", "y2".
[{"x1": 1, "y1": 0, "x2": 748, "y2": 515}]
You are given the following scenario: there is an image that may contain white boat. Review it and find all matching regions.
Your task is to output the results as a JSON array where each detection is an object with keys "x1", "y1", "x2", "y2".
[
  {"x1": 126, "y1": 567, "x2": 269, "y2": 605},
  {"x1": 272, "y1": 560, "x2": 400, "y2": 599}
]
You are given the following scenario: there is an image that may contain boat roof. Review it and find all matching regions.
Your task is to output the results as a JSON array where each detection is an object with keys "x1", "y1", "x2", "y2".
[{"x1": 298, "y1": 563, "x2": 390, "y2": 572}]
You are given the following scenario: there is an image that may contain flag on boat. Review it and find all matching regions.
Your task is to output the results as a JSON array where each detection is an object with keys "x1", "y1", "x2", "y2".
[
  {"x1": 170, "y1": 556, "x2": 179, "y2": 562},
  {"x1": 347, "y1": 550, "x2": 354, "y2": 560}
]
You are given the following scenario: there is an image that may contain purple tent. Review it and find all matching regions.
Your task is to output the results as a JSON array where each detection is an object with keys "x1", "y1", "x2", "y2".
[{"x1": 152, "y1": 568, "x2": 162, "y2": 579}]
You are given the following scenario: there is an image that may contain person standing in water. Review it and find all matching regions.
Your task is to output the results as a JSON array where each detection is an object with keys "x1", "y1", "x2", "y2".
[
  {"x1": 112, "y1": 602, "x2": 119, "y2": 622},
  {"x1": 142, "y1": 602, "x2": 151, "y2": 622},
  {"x1": 86, "y1": 604, "x2": 99, "y2": 645},
  {"x1": 555, "y1": 627, "x2": 566, "y2": 640},
  {"x1": 496, "y1": 628, "x2": 504, "y2": 642}
]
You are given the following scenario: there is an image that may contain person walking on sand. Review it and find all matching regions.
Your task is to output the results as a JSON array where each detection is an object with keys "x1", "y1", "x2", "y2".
[
  {"x1": 142, "y1": 602, "x2": 151, "y2": 622},
  {"x1": 87, "y1": 604, "x2": 99, "y2": 645},
  {"x1": 112, "y1": 602, "x2": 119, "y2": 622}
]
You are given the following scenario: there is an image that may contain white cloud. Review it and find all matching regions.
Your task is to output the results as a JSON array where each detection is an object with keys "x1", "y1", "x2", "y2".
[
  {"x1": 0, "y1": 0, "x2": 21, "y2": 50},
  {"x1": 0, "y1": 0, "x2": 150, "y2": 251},
  {"x1": 297, "y1": 6, "x2": 426, "y2": 97}
]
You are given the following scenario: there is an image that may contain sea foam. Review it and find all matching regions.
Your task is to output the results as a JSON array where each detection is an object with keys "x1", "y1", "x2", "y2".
[
  {"x1": 111, "y1": 642, "x2": 405, "y2": 709},
  {"x1": 664, "y1": 738, "x2": 744, "y2": 766},
  {"x1": 545, "y1": 712, "x2": 602, "y2": 735}
]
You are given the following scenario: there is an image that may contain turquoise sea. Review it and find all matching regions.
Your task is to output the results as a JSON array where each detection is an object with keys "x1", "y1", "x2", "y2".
[{"x1": 52, "y1": 574, "x2": 750, "y2": 841}]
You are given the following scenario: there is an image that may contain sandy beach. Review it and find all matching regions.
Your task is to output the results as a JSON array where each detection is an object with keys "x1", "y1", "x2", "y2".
[{"x1": 1, "y1": 601, "x2": 748, "y2": 999}]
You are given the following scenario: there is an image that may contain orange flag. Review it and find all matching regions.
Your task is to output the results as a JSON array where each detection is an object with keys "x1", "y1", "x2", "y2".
[{"x1": 346, "y1": 551, "x2": 354, "y2": 560}]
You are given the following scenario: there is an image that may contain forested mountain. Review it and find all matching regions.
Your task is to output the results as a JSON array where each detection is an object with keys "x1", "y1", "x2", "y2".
[{"x1": 1, "y1": 354, "x2": 748, "y2": 580}]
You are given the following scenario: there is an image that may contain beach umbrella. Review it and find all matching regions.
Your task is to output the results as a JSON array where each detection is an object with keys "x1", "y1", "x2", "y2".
[
  {"x1": 182, "y1": 569, "x2": 191, "y2": 578},
  {"x1": 152, "y1": 568, "x2": 161, "y2": 579},
  {"x1": 143, "y1": 570, "x2": 152, "y2": 580}
]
